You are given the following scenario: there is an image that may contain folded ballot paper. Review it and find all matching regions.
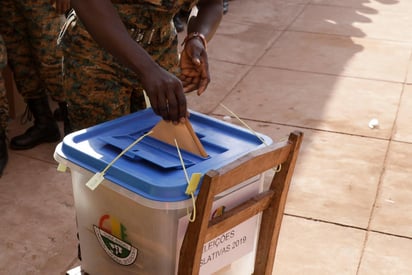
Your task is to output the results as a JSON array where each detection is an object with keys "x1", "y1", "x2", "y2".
[{"x1": 150, "y1": 119, "x2": 208, "y2": 158}]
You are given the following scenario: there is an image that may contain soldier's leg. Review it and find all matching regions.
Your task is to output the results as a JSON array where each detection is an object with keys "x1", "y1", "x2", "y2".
[
  {"x1": 32, "y1": 0, "x2": 69, "y2": 130},
  {"x1": 31, "y1": 2, "x2": 66, "y2": 104},
  {"x1": 0, "y1": 1, "x2": 61, "y2": 150},
  {"x1": 0, "y1": 35, "x2": 9, "y2": 176},
  {"x1": 32, "y1": 2, "x2": 70, "y2": 135},
  {"x1": 62, "y1": 22, "x2": 132, "y2": 131},
  {"x1": 0, "y1": 1, "x2": 44, "y2": 99}
]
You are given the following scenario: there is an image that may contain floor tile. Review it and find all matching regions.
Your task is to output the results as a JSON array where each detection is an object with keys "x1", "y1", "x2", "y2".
[
  {"x1": 291, "y1": 4, "x2": 412, "y2": 42},
  {"x1": 207, "y1": 117, "x2": 308, "y2": 192},
  {"x1": 214, "y1": 117, "x2": 301, "y2": 144},
  {"x1": 207, "y1": 20, "x2": 281, "y2": 65},
  {"x1": 187, "y1": 60, "x2": 251, "y2": 114},
  {"x1": 210, "y1": 120, "x2": 388, "y2": 228},
  {"x1": 221, "y1": 0, "x2": 308, "y2": 30},
  {"x1": 393, "y1": 85, "x2": 412, "y2": 143},
  {"x1": 0, "y1": 153, "x2": 77, "y2": 275},
  {"x1": 6, "y1": 117, "x2": 65, "y2": 165},
  {"x1": 358, "y1": 232, "x2": 412, "y2": 275},
  {"x1": 1, "y1": 0, "x2": 412, "y2": 273},
  {"x1": 406, "y1": 63, "x2": 412, "y2": 84},
  {"x1": 311, "y1": 0, "x2": 412, "y2": 13},
  {"x1": 214, "y1": 67, "x2": 401, "y2": 139},
  {"x1": 369, "y1": 141, "x2": 412, "y2": 238},
  {"x1": 281, "y1": 130, "x2": 386, "y2": 228},
  {"x1": 273, "y1": 215, "x2": 365, "y2": 274},
  {"x1": 291, "y1": 4, "x2": 369, "y2": 38},
  {"x1": 257, "y1": 31, "x2": 411, "y2": 82}
]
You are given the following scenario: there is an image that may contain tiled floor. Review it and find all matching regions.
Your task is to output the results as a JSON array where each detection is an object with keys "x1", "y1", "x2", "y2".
[{"x1": 1, "y1": 0, "x2": 412, "y2": 274}]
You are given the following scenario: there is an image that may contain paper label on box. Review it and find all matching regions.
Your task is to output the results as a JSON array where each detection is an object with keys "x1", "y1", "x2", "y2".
[
  {"x1": 176, "y1": 178, "x2": 261, "y2": 274},
  {"x1": 198, "y1": 218, "x2": 257, "y2": 274}
]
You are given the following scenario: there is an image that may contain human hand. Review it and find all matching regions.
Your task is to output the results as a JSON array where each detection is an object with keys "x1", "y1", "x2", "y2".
[
  {"x1": 179, "y1": 35, "x2": 210, "y2": 95},
  {"x1": 141, "y1": 65, "x2": 188, "y2": 124},
  {"x1": 50, "y1": 0, "x2": 71, "y2": 14}
]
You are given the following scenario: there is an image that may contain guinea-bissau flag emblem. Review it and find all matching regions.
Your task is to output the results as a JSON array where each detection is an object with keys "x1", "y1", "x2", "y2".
[{"x1": 93, "y1": 225, "x2": 138, "y2": 266}]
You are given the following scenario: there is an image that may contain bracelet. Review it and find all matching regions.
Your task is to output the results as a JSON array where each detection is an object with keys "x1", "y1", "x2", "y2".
[{"x1": 181, "y1": 32, "x2": 207, "y2": 51}]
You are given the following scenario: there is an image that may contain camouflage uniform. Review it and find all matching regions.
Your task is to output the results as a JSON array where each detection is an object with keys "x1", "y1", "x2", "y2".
[
  {"x1": 0, "y1": 0, "x2": 65, "y2": 103},
  {"x1": 0, "y1": 0, "x2": 64, "y2": 150},
  {"x1": 0, "y1": 35, "x2": 8, "y2": 176},
  {"x1": 0, "y1": 35, "x2": 9, "y2": 130},
  {"x1": 60, "y1": 0, "x2": 196, "y2": 131}
]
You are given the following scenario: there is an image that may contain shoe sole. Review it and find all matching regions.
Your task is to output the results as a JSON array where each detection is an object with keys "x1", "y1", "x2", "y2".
[{"x1": 9, "y1": 135, "x2": 61, "y2": 150}]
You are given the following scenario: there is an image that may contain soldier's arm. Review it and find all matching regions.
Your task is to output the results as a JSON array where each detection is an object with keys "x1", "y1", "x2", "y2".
[
  {"x1": 179, "y1": 0, "x2": 223, "y2": 95},
  {"x1": 187, "y1": 0, "x2": 223, "y2": 40},
  {"x1": 70, "y1": 0, "x2": 187, "y2": 123}
]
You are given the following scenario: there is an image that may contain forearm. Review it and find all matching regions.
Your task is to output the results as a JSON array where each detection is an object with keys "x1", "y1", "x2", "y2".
[
  {"x1": 70, "y1": 0, "x2": 158, "y2": 78},
  {"x1": 187, "y1": 0, "x2": 223, "y2": 41}
]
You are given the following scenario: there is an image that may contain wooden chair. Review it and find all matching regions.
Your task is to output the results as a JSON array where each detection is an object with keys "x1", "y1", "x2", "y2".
[{"x1": 178, "y1": 131, "x2": 304, "y2": 275}]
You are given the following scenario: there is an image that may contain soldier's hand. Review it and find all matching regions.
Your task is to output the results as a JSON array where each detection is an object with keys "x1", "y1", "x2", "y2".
[
  {"x1": 179, "y1": 35, "x2": 210, "y2": 95},
  {"x1": 141, "y1": 65, "x2": 188, "y2": 124}
]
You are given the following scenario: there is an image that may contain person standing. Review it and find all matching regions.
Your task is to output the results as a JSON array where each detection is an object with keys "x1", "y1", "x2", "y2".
[
  {"x1": 0, "y1": 35, "x2": 9, "y2": 176},
  {"x1": 0, "y1": 0, "x2": 70, "y2": 150},
  {"x1": 60, "y1": 0, "x2": 223, "y2": 131}
]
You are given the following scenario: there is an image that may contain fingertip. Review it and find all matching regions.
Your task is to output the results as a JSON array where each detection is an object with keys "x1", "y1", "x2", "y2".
[
  {"x1": 193, "y1": 58, "x2": 201, "y2": 66},
  {"x1": 197, "y1": 85, "x2": 206, "y2": 95}
]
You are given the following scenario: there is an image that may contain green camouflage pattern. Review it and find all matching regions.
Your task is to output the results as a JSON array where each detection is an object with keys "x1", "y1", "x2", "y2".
[
  {"x1": 0, "y1": 35, "x2": 9, "y2": 129},
  {"x1": 0, "y1": 0, "x2": 65, "y2": 102},
  {"x1": 60, "y1": 1, "x2": 197, "y2": 131}
]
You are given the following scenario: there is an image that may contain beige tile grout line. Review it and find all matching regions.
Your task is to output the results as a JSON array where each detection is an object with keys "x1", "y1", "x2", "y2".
[
  {"x1": 355, "y1": 51, "x2": 411, "y2": 273},
  {"x1": 209, "y1": 2, "x2": 411, "y2": 273},
  {"x1": 284, "y1": 213, "x2": 412, "y2": 241},
  {"x1": 216, "y1": 2, "x2": 410, "y2": 274},
  {"x1": 208, "y1": 2, "x2": 310, "y2": 115},
  {"x1": 354, "y1": 125, "x2": 392, "y2": 274}
]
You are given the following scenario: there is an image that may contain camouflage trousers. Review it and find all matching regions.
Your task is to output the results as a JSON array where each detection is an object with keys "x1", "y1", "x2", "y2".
[
  {"x1": 60, "y1": 6, "x2": 180, "y2": 131},
  {"x1": 0, "y1": 0, "x2": 65, "y2": 102},
  {"x1": 0, "y1": 35, "x2": 9, "y2": 129}
]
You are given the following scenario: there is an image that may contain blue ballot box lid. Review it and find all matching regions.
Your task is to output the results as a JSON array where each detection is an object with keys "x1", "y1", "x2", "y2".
[{"x1": 60, "y1": 108, "x2": 272, "y2": 202}]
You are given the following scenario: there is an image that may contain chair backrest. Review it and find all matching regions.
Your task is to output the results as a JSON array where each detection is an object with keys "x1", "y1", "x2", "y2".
[{"x1": 178, "y1": 131, "x2": 304, "y2": 275}]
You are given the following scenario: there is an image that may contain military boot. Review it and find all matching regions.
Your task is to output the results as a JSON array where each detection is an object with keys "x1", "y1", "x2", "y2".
[
  {"x1": 0, "y1": 127, "x2": 7, "y2": 177},
  {"x1": 53, "y1": 101, "x2": 72, "y2": 136},
  {"x1": 10, "y1": 97, "x2": 61, "y2": 150}
]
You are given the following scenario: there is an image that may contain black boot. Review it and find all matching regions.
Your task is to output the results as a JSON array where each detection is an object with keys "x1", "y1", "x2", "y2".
[
  {"x1": 0, "y1": 127, "x2": 7, "y2": 177},
  {"x1": 10, "y1": 97, "x2": 61, "y2": 150},
  {"x1": 53, "y1": 101, "x2": 72, "y2": 136},
  {"x1": 53, "y1": 103, "x2": 65, "y2": 121}
]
